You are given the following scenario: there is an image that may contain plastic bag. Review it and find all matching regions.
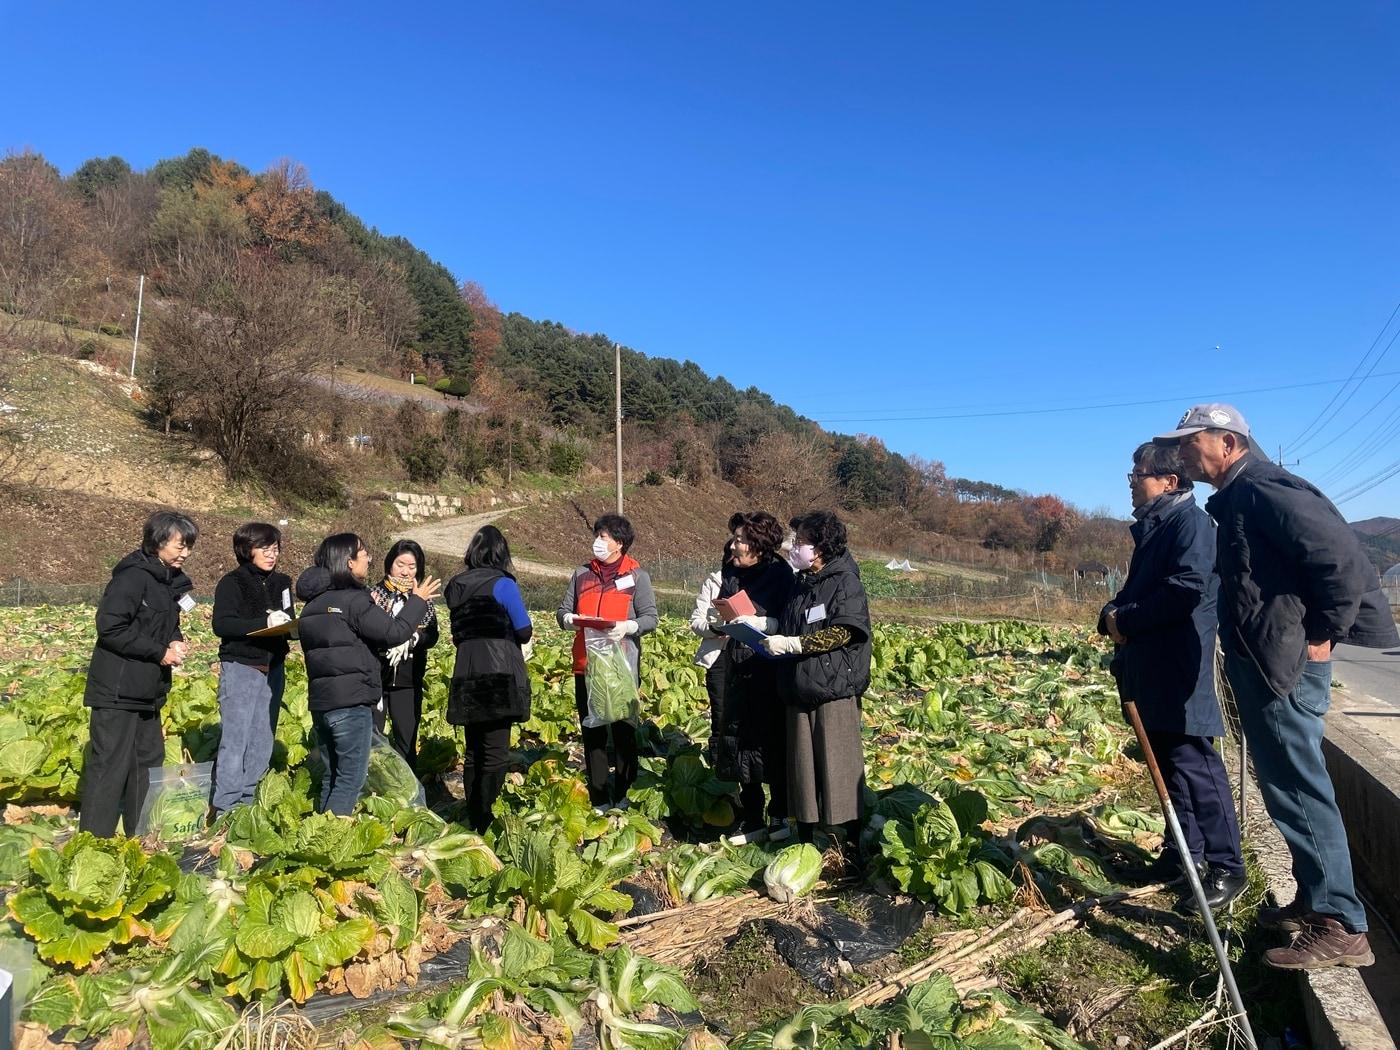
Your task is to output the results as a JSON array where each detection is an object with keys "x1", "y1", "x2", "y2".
[
  {"x1": 136, "y1": 762, "x2": 213, "y2": 843},
  {"x1": 0, "y1": 937, "x2": 36, "y2": 1040},
  {"x1": 360, "y1": 731, "x2": 426, "y2": 809},
  {"x1": 583, "y1": 629, "x2": 640, "y2": 727}
]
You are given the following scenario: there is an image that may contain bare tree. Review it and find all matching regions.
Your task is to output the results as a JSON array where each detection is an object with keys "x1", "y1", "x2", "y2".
[
  {"x1": 0, "y1": 150, "x2": 92, "y2": 340},
  {"x1": 737, "y1": 428, "x2": 839, "y2": 516},
  {"x1": 151, "y1": 246, "x2": 334, "y2": 480}
]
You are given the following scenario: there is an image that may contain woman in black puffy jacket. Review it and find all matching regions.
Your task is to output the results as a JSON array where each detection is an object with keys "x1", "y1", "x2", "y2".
[
  {"x1": 295, "y1": 533, "x2": 440, "y2": 815},
  {"x1": 80, "y1": 511, "x2": 199, "y2": 838},
  {"x1": 445, "y1": 526, "x2": 533, "y2": 832}
]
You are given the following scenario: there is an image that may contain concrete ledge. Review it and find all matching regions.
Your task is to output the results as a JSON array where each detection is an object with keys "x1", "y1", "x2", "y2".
[
  {"x1": 1237, "y1": 756, "x2": 1395, "y2": 1050},
  {"x1": 1325, "y1": 690, "x2": 1400, "y2": 940}
]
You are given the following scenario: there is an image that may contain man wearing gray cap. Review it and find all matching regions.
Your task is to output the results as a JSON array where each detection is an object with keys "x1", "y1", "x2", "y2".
[{"x1": 1156, "y1": 403, "x2": 1398, "y2": 970}]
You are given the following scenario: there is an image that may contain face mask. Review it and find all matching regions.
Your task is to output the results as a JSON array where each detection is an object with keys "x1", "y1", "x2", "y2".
[
  {"x1": 592, "y1": 536, "x2": 613, "y2": 561},
  {"x1": 787, "y1": 543, "x2": 815, "y2": 571}
]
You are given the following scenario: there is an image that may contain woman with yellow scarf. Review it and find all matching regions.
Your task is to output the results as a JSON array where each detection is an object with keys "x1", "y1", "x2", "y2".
[{"x1": 370, "y1": 539, "x2": 440, "y2": 773}]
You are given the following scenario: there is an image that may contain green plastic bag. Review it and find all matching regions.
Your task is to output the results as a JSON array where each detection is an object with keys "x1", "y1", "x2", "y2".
[{"x1": 583, "y1": 632, "x2": 640, "y2": 727}]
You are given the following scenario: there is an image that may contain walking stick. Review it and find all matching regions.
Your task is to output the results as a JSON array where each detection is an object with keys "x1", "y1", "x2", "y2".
[{"x1": 1123, "y1": 700, "x2": 1258, "y2": 1050}]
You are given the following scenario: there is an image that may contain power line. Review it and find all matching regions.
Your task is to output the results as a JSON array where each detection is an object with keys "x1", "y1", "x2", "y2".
[
  {"x1": 1332, "y1": 453, "x2": 1400, "y2": 504},
  {"x1": 1283, "y1": 299, "x2": 1400, "y2": 455},
  {"x1": 804, "y1": 369, "x2": 1400, "y2": 425}
]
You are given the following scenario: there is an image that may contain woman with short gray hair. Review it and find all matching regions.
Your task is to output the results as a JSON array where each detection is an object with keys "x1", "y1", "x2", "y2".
[{"x1": 80, "y1": 510, "x2": 199, "y2": 837}]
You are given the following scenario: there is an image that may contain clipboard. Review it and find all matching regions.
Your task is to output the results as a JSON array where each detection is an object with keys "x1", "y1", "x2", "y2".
[
  {"x1": 571, "y1": 616, "x2": 618, "y2": 630},
  {"x1": 715, "y1": 621, "x2": 792, "y2": 658},
  {"x1": 248, "y1": 619, "x2": 299, "y2": 639}
]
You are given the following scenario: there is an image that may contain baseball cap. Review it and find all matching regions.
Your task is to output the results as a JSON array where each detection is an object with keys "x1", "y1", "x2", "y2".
[{"x1": 1154, "y1": 403, "x2": 1251, "y2": 444}]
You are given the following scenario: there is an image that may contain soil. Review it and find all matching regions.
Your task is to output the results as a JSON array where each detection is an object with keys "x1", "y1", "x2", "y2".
[
  {"x1": 0, "y1": 483, "x2": 400, "y2": 593},
  {"x1": 501, "y1": 478, "x2": 749, "y2": 570}
]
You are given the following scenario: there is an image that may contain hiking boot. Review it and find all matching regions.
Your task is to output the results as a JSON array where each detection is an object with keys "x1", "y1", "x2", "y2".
[
  {"x1": 1263, "y1": 915, "x2": 1374, "y2": 970},
  {"x1": 1172, "y1": 866, "x2": 1247, "y2": 916},
  {"x1": 1257, "y1": 897, "x2": 1309, "y2": 933}
]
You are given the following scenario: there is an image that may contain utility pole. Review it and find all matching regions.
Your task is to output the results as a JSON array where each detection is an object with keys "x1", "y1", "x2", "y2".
[
  {"x1": 614, "y1": 342, "x2": 624, "y2": 514},
  {"x1": 1276, "y1": 445, "x2": 1300, "y2": 468},
  {"x1": 128, "y1": 274, "x2": 145, "y2": 379}
]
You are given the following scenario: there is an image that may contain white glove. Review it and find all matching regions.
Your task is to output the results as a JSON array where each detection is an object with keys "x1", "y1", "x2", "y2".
[
  {"x1": 521, "y1": 639, "x2": 535, "y2": 661},
  {"x1": 731, "y1": 614, "x2": 778, "y2": 634},
  {"x1": 762, "y1": 635, "x2": 804, "y2": 657},
  {"x1": 386, "y1": 639, "x2": 413, "y2": 668},
  {"x1": 705, "y1": 608, "x2": 726, "y2": 633},
  {"x1": 266, "y1": 610, "x2": 292, "y2": 628},
  {"x1": 562, "y1": 612, "x2": 578, "y2": 627},
  {"x1": 606, "y1": 620, "x2": 638, "y2": 643}
]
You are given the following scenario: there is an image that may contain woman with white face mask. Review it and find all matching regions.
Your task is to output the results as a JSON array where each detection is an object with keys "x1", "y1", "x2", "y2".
[
  {"x1": 762, "y1": 510, "x2": 872, "y2": 870},
  {"x1": 556, "y1": 513, "x2": 659, "y2": 811}
]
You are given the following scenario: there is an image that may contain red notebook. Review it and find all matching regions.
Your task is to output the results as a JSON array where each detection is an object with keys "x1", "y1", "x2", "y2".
[
  {"x1": 572, "y1": 616, "x2": 618, "y2": 630},
  {"x1": 712, "y1": 590, "x2": 755, "y2": 622}
]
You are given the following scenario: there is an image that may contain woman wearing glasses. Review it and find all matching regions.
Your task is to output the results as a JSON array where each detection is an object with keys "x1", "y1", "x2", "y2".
[
  {"x1": 80, "y1": 511, "x2": 200, "y2": 837},
  {"x1": 1099, "y1": 442, "x2": 1244, "y2": 913},
  {"x1": 210, "y1": 522, "x2": 295, "y2": 818}
]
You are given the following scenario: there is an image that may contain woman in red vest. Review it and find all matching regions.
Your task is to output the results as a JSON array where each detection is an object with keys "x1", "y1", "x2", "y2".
[{"x1": 556, "y1": 514, "x2": 658, "y2": 811}]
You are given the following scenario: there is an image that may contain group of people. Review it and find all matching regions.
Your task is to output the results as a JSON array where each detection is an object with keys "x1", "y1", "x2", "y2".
[
  {"x1": 689, "y1": 510, "x2": 873, "y2": 862},
  {"x1": 73, "y1": 399, "x2": 1396, "y2": 974},
  {"x1": 76, "y1": 505, "x2": 875, "y2": 858},
  {"x1": 1102, "y1": 403, "x2": 1397, "y2": 971}
]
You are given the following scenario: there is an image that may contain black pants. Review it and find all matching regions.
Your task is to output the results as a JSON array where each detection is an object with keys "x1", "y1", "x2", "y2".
[
  {"x1": 575, "y1": 675, "x2": 638, "y2": 806},
  {"x1": 1145, "y1": 729, "x2": 1244, "y2": 876},
  {"x1": 462, "y1": 719, "x2": 512, "y2": 833},
  {"x1": 79, "y1": 706, "x2": 165, "y2": 838},
  {"x1": 374, "y1": 684, "x2": 423, "y2": 773}
]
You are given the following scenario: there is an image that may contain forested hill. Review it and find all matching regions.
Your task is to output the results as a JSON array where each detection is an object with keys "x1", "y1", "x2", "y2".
[{"x1": 2, "y1": 145, "x2": 1120, "y2": 568}]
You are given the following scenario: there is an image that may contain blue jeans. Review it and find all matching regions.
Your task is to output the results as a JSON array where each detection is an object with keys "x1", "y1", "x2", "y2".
[
  {"x1": 312, "y1": 706, "x2": 372, "y2": 816},
  {"x1": 1225, "y1": 652, "x2": 1366, "y2": 931},
  {"x1": 212, "y1": 662, "x2": 285, "y2": 812}
]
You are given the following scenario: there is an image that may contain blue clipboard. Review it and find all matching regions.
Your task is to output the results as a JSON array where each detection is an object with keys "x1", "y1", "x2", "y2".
[{"x1": 716, "y1": 621, "x2": 793, "y2": 659}]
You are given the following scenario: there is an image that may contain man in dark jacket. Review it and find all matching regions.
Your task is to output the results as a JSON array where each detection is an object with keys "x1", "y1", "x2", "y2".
[
  {"x1": 1099, "y1": 442, "x2": 1243, "y2": 912},
  {"x1": 1157, "y1": 403, "x2": 1400, "y2": 970},
  {"x1": 80, "y1": 511, "x2": 199, "y2": 837}
]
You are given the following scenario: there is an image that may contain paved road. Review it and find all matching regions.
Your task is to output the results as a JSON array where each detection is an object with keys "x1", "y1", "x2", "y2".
[{"x1": 1332, "y1": 642, "x2": 1400, "y2": 711}]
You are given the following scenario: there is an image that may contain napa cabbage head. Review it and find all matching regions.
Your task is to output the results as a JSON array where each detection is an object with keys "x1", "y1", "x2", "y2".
[{"x1": 763, "y1": 843, "x2": 822, "y2": 903}]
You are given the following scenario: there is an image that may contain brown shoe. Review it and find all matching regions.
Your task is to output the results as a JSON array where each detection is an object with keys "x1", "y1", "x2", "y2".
[
  {"x1": 1257, "y1": 897, "x2": 1309, "y2": 933},
  {"x1": 1264, "y1": 915, "x2": 1374, "y2": 970}
]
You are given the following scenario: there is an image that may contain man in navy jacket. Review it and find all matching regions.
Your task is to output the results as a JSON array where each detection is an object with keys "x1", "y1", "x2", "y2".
[
  {"x1": 1100, "y1": 441, "x2": 1244, "y2": 913},
  {"x1": 1157, "y1": 403, "x2": 1398, "y2": 971}
]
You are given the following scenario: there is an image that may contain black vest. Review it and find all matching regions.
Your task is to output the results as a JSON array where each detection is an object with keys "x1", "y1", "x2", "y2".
[
  {"x1": 775, "y1": 552, "x2": 872, "y2": 707},
  {"x1": 445, "y1": 568, "x2": 531, "y2": 726}
]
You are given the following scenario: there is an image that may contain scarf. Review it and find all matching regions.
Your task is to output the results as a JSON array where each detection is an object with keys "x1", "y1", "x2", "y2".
[{"x1": 371, "y1": 575, "x2": 437, "y2": 630}]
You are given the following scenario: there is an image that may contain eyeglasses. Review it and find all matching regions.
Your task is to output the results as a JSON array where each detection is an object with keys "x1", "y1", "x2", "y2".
[
  {"x1": 254, "y1": 544, "x2": 281, "y2": 553},
  {"x1": 1127, "y1": 472, "x2": 1170, "y2": 482}
]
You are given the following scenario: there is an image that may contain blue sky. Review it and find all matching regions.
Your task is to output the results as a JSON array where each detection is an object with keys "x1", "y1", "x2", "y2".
[{"x1": 5, "y1": 2, "x2": 1399, "y2": 520}]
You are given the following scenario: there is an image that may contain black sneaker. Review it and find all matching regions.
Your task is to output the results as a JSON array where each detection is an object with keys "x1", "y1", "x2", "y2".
[{"x1": 1258, "y1": 897, "x2": 1309, "y2": 933}]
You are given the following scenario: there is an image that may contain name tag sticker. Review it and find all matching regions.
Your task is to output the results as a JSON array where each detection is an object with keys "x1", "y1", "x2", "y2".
[
  {"x1": 614, "y1": 574, "x2": 635, "y2": 590},
  {"x1": 177, "y1": 594, "x2": 196, "y2": 613},
  {"x1": 281, "y1": 588, "x2": 291, "y2": 609},
  {"x1": 806, "y1": 603, "x2": 827, "y2": 624}
]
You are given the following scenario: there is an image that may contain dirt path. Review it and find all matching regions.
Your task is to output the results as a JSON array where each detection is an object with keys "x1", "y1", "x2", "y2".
[{"x1": 403, "y1": 505, "x2": 692, "y2": 594}]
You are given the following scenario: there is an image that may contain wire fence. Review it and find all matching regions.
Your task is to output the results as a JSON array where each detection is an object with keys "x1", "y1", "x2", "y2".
[{"x1": 0, "y1": 578, "x2": 110, "y2": 608}]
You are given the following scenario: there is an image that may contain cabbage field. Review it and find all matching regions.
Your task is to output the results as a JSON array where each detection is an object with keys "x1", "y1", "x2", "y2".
[{"x1": 0, "y1": 605, "x2": 1251, "y2": 1050}]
